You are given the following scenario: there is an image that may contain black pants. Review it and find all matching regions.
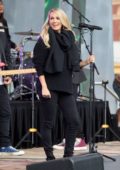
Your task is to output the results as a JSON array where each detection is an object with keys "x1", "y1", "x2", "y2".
[
  {"x1": 0, "y1": 85, "x2": 11, "y2": 147},
  {"x1": 40, "y1": 91, "x2": 80, "y2": 157}
]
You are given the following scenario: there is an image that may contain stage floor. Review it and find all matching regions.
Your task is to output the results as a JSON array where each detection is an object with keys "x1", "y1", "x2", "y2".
[{"x1": 0, "y1": 141, "x2": 120, "y2": 170}]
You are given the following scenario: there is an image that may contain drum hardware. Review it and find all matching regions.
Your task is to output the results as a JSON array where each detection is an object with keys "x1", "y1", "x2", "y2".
[
  {"x1": 93, "y1": 81, "x2": 120, "y2": 141},
  {"x1": 23, "y1": 36, "x2": 38, "y2": 41},
  {"x1": 14, "y1": 29, "x2": 39, "y2": 36},
  {"x1": 15, "y1": 72, "x2": 41, "y2": 148},
  {"x1": 22, "y1": 51, "x2": 34, "y2": 59},
  {"x1": 11, "y1": 37, "x2": 35, "y2": 100},
  {"x1": 9, "y1": 85, "x2": 34, "y2": 100}
]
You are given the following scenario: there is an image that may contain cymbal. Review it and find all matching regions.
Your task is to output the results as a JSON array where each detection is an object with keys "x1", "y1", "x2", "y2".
[{"x1": 14, "y1": 30, "x2": 39, "y2": 36}]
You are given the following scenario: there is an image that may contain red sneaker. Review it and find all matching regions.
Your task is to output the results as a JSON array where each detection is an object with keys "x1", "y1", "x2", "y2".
[
  {"x1": 53, "y1": 138, "x2": 88, "y2": 151},
  {"x1": 74, "y1": 138, "x2": 88, "y2": 151}
]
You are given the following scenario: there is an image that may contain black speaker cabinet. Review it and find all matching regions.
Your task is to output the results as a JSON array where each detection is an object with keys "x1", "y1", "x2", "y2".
[{"x1": 26, "y1": 153, "x2": 104, "y2": 170}]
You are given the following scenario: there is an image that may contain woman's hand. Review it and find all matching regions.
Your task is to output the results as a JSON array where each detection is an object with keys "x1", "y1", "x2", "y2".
[
  {"x1": 86, "y1": 55, "x2": 95, "y2": 64},
  {"x1": 15, "y1": 45, "x2": 20, "y2": 52},
  {"x1": 80, "y1": 55, "x2": 95, "y2": 68},
  {"x1": 39, "y1": 75, "x2": 51, "y2": 98},
  {"x1": 42, "y1": 86, "x2": 51, "y2": 98}
]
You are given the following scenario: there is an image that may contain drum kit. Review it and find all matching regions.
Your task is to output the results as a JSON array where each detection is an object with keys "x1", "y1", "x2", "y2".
[{"x1": 9, "y1": 30, "x2": 39, "y2": 100}]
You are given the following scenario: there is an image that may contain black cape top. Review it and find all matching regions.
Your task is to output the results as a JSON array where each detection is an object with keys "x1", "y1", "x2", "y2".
[{"x1": 33, "y1": 30, "x2": 80, "y2": 94}]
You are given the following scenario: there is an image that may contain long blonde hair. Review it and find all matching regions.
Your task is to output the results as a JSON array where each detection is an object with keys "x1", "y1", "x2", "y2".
[{"x1": 40, "y1": 8, "x2": 72, "y2": 47}]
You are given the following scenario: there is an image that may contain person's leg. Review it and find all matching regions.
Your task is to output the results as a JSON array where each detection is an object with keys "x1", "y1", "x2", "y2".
[
  {"x1": 40, "y1": 91, "x2": 58, "y2": 160},
  {"x1": 0, "y1": 85, "x2": 25, "y2": 156},
  {"x1": 0, "y1": 85, "x2": 11, "y2": 147},
  {"x1": 59, "y1": 93, "x2": 80, "y2": 157}
]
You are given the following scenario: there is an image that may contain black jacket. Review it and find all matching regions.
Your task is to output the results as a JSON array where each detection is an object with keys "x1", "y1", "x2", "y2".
[
  {"x1": 33, "y1": 30, "x2": 80, "y2": 76},
  {"x1": 2, "y1": 17, "x2": 16, "y2": 49},
  {"x1": 33, "y1": 30, "x2": 80, "y2": 94},
  {"x1": 0, "y1": 31, "x2": 12, "y2": 70}
]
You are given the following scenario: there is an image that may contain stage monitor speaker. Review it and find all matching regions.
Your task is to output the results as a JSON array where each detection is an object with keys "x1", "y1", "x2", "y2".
[{"x1": 26, "y1": 153, "x2": 104, "y2": 170}]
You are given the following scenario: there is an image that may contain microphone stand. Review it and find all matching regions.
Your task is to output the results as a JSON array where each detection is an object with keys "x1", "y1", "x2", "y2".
[
  {"x1": 75, "y1": 26, "x2": 100, "y2": 153},
  {"x1": 88, "y1": 28, "x2": 99, "y2": 153},
  {"x1": 80, "y1": 27, "x2": 117, "y2": 161},
  {"x1": 63, "y1": 0, "x2": 90, "y2": 23},
  {"x1": 64, "y1": 0, "x2": 98, "y2": 154},
  {"x1": 80, "y1": 30, "x2": 99, "y2": 75},
  {"x1": 65, "y1": 0, "x2": 117, "y2": 162}
]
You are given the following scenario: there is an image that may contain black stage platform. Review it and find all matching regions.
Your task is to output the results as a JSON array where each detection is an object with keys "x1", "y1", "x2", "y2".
[{"x1": 10, "y1": 100, "x2": 116, "y2": 148}]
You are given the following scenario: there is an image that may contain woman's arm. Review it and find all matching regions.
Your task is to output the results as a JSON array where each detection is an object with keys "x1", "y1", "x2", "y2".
[
  {"x1": 33, "y1": 38, "x2": 48, "y2": 76},
  {"x1": 39, "y1": 75, "x2": 51, "y2": 98},
  {"x1": 33, "y1": 38, "x2": 51, "y2": 98}
]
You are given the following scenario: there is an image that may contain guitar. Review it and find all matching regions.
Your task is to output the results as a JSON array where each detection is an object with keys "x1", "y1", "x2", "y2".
[{"x1": 0, "y1": 68, "x2": 36, "y2": 76}]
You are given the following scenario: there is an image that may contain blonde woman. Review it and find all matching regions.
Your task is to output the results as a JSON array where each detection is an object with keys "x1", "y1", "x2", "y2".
[{"x1": 33, "y1": 8, "x2": 80, "y2": 160}]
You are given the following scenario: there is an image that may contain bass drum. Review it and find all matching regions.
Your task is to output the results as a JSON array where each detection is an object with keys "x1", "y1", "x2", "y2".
[
  {"x1": 21, "y1": 57, "x2": 35, "y2": 89},
  {"x1": 13, "y1": 57, "x2": 37, "y2": 91},
  {"x1": 12, "y1": 57, "x2": 39, "y2": 100}
]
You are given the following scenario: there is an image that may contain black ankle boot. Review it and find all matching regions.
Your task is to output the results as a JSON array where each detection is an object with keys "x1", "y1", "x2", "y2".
[
  {"x1": 63, "y1": 151, "x2": 73, "y2": 158},
  {"x1": 45, "y1": 149, "x2": 56, "y2": 161},
  {"x1": 46, "y1": 155, "x2": 55, "y2": 161},
  {"x1": 63, "y1": 153, "x2": 73, "y2": 158}
]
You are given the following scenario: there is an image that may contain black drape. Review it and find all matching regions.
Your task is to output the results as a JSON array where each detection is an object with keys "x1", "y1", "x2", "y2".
[{"x1": 10, "y1": 101, "x2": 114, "y2": 148}]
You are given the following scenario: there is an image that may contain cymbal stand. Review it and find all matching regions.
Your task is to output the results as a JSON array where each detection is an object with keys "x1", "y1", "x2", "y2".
[
  {"x1": 94, "y1": 80, "x2": 120, "y2": 142},
  {"x1": 11, "y1": 37, "x2": 32, "y2": 100},
  {"x1": 15, "y1": 72, "x2": 41, "y2": 148},
  {"x1": 64, "y1": 0, "x2": 116, "y2": 162}
]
